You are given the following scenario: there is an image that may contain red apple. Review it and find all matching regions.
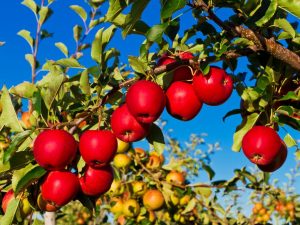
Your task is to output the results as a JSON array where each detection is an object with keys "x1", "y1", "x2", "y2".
[
  {"x1": 79, "y1": 165, "x2": 114, "y2": 197},
  {"x1": 242, "y1": 126, "x2": 282, "y2": 165},
  {"x1": 79, "y1": 130, "x2": 117, "y2": 168},
  {"x1": 41, "y1": 171, "x2": 80, "y2": 207},
  {"x1": 193, "y1": 67, "x2": 233, "y2": 105},
  {"x1": 111, "y1": 104, "x2": 150, "y2": 142},
  {"x1": 126, "y1": 80, "x2": 165, "y2": 124},
  {"x1": 166, "y1": 81, "x2": 203, "y2": 120},
  {"x1": 2, "y1": 189, "x2": 14, "y2": 213},
  {"x1": 157, "y1": 52, "x2": 194, "y2": 81},
  {"x1": 33, "y1": 129, "x2": 77, "y2": 170},
  {"x1": 258, "y1": 141, "x2": 287, "y2": 172}
]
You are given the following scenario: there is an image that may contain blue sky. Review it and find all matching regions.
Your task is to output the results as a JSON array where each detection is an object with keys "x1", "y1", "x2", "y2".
[{"x1": 0, "y1": 0, "x2": 299, "y2": 198}]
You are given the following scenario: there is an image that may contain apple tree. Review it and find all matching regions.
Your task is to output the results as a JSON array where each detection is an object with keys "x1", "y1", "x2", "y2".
[{"x1": 0, "y1": 0, "x2": 299, "y2": 225}]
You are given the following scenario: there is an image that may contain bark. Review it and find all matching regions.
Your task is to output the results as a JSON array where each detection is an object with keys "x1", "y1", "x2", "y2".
[{"x1": 191, "y1": 0, "x2": 300, "y2": 71}]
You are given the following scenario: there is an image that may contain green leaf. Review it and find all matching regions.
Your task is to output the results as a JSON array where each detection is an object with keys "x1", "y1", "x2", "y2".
[
  {"x1": 73, "y1": 25, "x2": 83, "y2": 42},
  {"x1": 202, "y1": 163, "x2": 215, "y2": 180},
  {"x1": 232, "y1": 113, "x2": 260, "y2": 151},
  {"x1": 255, "y1": 0, "x2": 278, "y2": 26},
  {"x1": 21, "y1": 0, "x2": 37, "y2": 15},
  {"x1": 25, "y1": 54, "x2": 35, "y2": 70},
  {"x1": 102, "y1": 25, "x2": 117, "y2": 50},
  {"x1": 79, "y1": 70, "x2": 90, "y2": 95},
  {"x1": 91, "y1": 28, "x2": 104, "y2": 63},
  {"x1": 12, "y1": 164, "x2": 46, "y2": 194},
  {"x1": 3, "y1": 130, "x2": 33, "y2": 163},
  {"x1": 105, "y1": 0, "x2": 127, "y2": 22},
  {"x1": 36, "y1": 72, "x2": 65, "y2": 109},
  {"x1": 161, "y1": 0, "x2": 186, "y2": 19},
  {"x1": 278, "y1": 0, "x2": 300, "y2": 19},
  {"x1": 38, "y1": 6, "x2": 50, "y2": 25},
  {"x1": 10, "y1": 82, "x2": 37, "y2": 99},
  {"x1": 70, "y1": 5, "x2": 87, "y2": 22},
  {"x1": 0, "y1": 198, "x2": 20, "y2": 225},
  {"x1": 146, "y1": 23, "x2": 168, "y2": 43},
  {"x1": 273, "y1": 18, "x2": 296, "y2": 38},
  {"x1": 146, "y1": 123, "x2": 165, "y2": 155},
  {"x1": 223, "y1": 109, "x2": 243, "y2": 122},
  {"x1": 122, "y1": 0, "x2": 150, "y2": 38},
  {"x1": 56, "y1": 58, "x2": 84, "y2": 68},
  {"x1": 182, "y1": 198, "x2": 196, "y2": 214},
  {"x1": 0, "y1": 86, "x2": 23, "y2": 132},
  {"x1": 278, "y1": 91, "x2": 299, "y2": 101},
  {"x1": 17, "y1": 30, "x2": 33, "y2": 48},
  {"x1": 55, "y1": 42, "x2": 69, "y2": 57},
  {"x1": 284, "y1": 133, "x2": 297, "y2": 147},
  {"x1": 128, "y1": 56, "x2": 147, "y2": 75}
]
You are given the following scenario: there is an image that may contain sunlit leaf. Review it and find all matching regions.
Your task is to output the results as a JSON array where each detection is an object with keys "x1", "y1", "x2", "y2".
[
  {"x1": 10, "y1": 82, "x2": 37, "y2": 99},
  {"x1": 55, "y1": 42, "x2": 69, "y2": 57},
  {"x1": 0, "y1": 198, "x2": 20, "y2": 225},
  {"x1": 21, "y1": 0, "x2": 37, "y2": 15},
  {"x1": 0, "y1": 86, "x2": 23, "y2": 133},
  {"x1": 278, "y1": 0, "x2": 300, "y2": 19},
  {"x1": 70, "y1": 5, "x2": 87, "y2": 22},
  {"x1": 284, "y1": 133, "x2": 297, "y2": 147},
  {"x1": 17, "y1": 30, "x2": 33, "y2": 48}
]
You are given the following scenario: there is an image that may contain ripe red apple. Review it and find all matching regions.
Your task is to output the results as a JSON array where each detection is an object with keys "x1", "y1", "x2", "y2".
[
  {"x1": 242, "y1": 126, "x2": 282, "y2": 165},
  {"x1": 33, "y1": 129, "x2": 77, "y2": 170},
  {"x1": 166, "y1": 81, "x2": 203, "y2": 120},
  {"x1": 111, "y1": 104, "x2": 150, "y2": 142},
  {"x1": 126, "y1": 80, "x2": 165, "y2": 124},
  {"x1": 258, "y1": 141, "x2": 287, "y2": 172},
  {"x1": 79, "y1": 130, "x2": 117, "y2": 168},
  {"x1": 157, "y1": 52, "x2": 194, "y2": 81},
  {"x1": 193, "y1": 67, "x2": 233, "y2": 105},
  {"x1": 2, "y1": 189, "x2": 14, "y2": 213},
  {"x1": 79, "y1": 165, "x2": 114, "y2": 197},
  {"x1": 41, "y1": 171, "x2": 80, "y2": 207}
]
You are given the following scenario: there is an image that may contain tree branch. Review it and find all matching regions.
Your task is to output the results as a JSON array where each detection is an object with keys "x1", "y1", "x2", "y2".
[{"x1": 190, "y1": 0, "x2": 300, "y2": 71}]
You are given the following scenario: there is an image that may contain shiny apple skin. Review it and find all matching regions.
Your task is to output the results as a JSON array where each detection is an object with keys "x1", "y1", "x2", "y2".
[
  {"x1": 79, "y1": 165, "x2": 114, "y2": 197},
  {"x1": 111, "y1": 104, "x2": 150, "y2": 142},
  {"x1": 41, "y1": 171, "x2": 80, "y2": 207},
  {"x1": 126, "y1": 80, "x2": 165, "y2": 124},
  {"x1": 242, "y1": 126, "x2": 282, "y2": 165},
  {"x1": 166, "y1": 81, "x2": 203, "y2": 121},
  {"x1": 33, "y1": 129, "x2": 77, "y2": 170},
  {"x1": 79, "y1": 130, "x2": 117, "y2": 168},
  {"x1": 258, "y1": 141, "x2": 288, "y2": 172},
  {"x1": 192, "y1": 67, "x2": 233, "y2": 106}
]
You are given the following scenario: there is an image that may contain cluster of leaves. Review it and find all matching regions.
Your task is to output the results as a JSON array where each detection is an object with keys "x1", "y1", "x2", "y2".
[{"x1": 0, "y1": 0, "x2": 299, "y2": 224}]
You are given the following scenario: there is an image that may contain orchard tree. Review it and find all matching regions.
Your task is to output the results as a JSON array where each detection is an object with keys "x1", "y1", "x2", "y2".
[{"x1": 0, "y1": 0, "x2": 299, "y2": 225}]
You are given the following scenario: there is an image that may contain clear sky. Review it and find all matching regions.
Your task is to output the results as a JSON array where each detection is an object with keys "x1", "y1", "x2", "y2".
[{"x1": 0, "y1": 0, "x2": 299, "y2": 197}]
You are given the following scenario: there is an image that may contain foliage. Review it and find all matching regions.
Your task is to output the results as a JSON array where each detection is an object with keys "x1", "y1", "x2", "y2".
[{"x1": 0, "y1": 0, "x2": 300, "y2": 224}]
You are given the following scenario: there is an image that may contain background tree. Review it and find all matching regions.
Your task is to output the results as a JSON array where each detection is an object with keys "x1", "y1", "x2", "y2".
[{"x1": 0, "y1": 0, "x2": 299, "y2": 225}]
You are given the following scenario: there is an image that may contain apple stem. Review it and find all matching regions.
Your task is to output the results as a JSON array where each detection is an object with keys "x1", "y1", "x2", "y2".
[{"x1": 44, "y1": 211, "x2": 56, "y2": 225}]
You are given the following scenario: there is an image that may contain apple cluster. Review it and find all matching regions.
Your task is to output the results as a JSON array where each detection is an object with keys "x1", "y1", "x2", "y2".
[
  {"x1": 31, "y1": 129, "x2": 117, "y2": 211},
  {"x1": 159, "y1": 52, "x2": 234, "y2": 121},
  {"x1": 242, "y1": 126, "x2": 288, "y2": 172},
  {"x1": 111, "y1": 52, "x2": 234, "y2": 144}
]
